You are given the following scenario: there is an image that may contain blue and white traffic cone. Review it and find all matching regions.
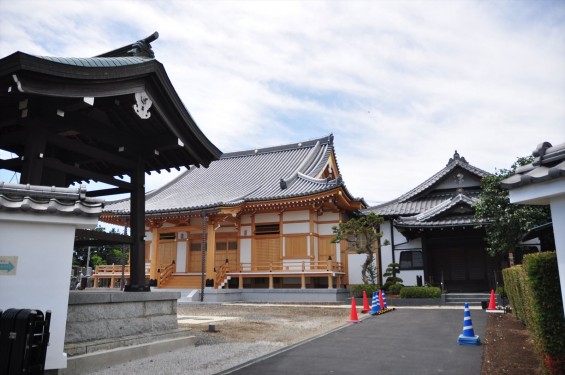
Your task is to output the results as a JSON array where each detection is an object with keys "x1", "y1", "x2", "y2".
[
  {"x1": 382, "y1": 290, "x2": 388, "y2": 309},
  {"x1": 369, "y1": 291, "x2": 381, "y2": 315},
  {"x1": 458, "y1": 303, "x2": 480, "y2": 345}
]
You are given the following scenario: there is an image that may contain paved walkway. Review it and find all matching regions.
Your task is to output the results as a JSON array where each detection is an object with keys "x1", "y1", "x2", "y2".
[{"x1": 220, "y1": 307, "x2": 487, "y2": 375}]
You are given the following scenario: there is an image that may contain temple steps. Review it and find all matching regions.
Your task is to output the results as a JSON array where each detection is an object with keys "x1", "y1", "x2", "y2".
[{"x1": 159, "y1": 274, "x2": 202, "y2": 289}]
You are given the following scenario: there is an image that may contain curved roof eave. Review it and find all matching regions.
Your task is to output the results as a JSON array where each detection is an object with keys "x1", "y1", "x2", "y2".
[{"x1": 1, "y1": 52, "x2": 221, "y2": 167}]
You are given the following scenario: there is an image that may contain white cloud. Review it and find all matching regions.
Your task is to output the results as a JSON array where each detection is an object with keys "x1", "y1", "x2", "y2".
[{"x1": 1, "y1": 0, "x2": 564, "y2": 204}]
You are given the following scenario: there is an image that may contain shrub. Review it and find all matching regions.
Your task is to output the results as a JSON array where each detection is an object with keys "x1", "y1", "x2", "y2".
[
  {"x1": 350, "y1": 284, "x2": 379, "y2": 298},
  {"x1": 400, "y1": 286, "x2": 441, "y2": 299},
  {"x1": 496, "y1": 285, "x2": 507, "y2": 299},
  {"x1": 503, "y1": 252, "x2": 565, "y2": 374},
  {"x1": 388, "y1": 283, "x2": 403, "y2": 295},
  {"x1": 383, "y1": 263, "x2": 403, "y2": 291}
]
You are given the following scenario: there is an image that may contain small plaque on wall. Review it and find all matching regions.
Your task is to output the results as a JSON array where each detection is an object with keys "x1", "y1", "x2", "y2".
[{"x1": 0, "y1": 256, "x2": 18, "y2": 276}]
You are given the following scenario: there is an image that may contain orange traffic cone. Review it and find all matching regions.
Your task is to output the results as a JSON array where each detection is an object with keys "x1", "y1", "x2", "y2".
[
  {"x1": 348, "y1": 297, "x2": 360, "y2": 323},
  {"x1": 487, "y1": 289, "x2": 496, "y2": 310},
  {"x1": 361, "y1": 290, "x2": 370, "y2": 313},
  {"x1": 379, "y1": 289, "x2": 385, "y2": 310},
  {"x1": 486, "y1": 289, "x2": 504, "y2": 313}
]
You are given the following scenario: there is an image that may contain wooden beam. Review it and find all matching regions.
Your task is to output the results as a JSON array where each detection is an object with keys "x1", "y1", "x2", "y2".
[
  {"x1": 42, "y1": 158, "x2": 132, "y2": 190},
  {"x1": 0, "y1": 157, "x2": 22, "y2": 171},
  {"x1": 46, "y1": 132, "x2": 137, "y2": 170}
]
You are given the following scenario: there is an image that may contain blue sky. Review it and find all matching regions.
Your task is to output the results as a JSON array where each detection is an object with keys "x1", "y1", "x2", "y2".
[{"x1": 1, "y1": 0, "x2": 564, "y2": 205}]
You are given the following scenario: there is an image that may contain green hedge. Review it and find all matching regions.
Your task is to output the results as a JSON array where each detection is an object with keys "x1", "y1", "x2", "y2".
[
  {"x1": 503, "y1": 252, "x2": 565, "y2": 374},
  {"x1": 399, "y1": 286, "x2": 441, "y2": 299},
  {"x1": 349, "y1": 284, "x2": 379, "y2": 298}
]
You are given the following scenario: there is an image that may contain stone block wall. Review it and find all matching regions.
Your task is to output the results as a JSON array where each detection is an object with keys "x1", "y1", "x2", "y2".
[{"x1": 66, "y1": 291, "x2": 180, "y2": 344}]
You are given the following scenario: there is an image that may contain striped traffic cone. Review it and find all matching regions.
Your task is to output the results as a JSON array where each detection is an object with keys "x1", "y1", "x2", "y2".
[
  {"x1": 458, "y1": 303, "x2": 480, "y2": 345},
  {"x1": 382, "y1": 290, "x2": 388, "y2": 309},
  {"x1": 369, "y1": 291, "x2": 381, "y2": 315}
]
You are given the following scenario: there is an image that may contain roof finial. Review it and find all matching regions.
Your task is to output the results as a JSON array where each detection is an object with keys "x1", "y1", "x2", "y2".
[
  {"x1": 447, "y1": 150, "x2": 468, "y2": 166},
  {"x1": 128, "y1": 31, "x2": 159, "y2": 58}
]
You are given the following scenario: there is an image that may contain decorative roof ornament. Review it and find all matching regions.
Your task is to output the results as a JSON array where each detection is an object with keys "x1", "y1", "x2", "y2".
[
  {"x1": 447, "y1": 150, "x2": 468, "y2": 166},
  {"x1": 133, "y1": 91, "x2": 152, "y2": 119},
  {"x1": 127, "y1": 32, "x2": 159, "y2": 58}
]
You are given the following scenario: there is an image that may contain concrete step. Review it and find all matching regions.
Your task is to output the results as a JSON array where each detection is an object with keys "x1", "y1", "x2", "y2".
[{"x1": 445, "y1": 293, "x2": 491, "y2": 307}]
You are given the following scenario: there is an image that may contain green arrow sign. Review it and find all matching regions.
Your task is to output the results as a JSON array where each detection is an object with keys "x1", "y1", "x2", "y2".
[
  {"x1": 0, "y1": 257, "x2": 18, "y2": 274},
  {"x1": 0, "y1": 262, "x2": 15, "y2": 272}
]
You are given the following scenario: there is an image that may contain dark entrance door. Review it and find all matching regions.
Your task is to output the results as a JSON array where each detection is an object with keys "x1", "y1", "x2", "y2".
[{"x1": 426, "y1": 234, "x2": 493, "y2": 292}]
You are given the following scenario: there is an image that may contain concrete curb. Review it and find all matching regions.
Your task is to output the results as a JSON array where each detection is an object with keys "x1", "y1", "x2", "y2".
[{"x1": 59, "y1": 336, "x2": 197, "y2": 374}]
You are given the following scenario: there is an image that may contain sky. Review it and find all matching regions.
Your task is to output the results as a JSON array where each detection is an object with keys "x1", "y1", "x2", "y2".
[{"x1": 1, "y1": 0, "x2": 564, "y2": 206}]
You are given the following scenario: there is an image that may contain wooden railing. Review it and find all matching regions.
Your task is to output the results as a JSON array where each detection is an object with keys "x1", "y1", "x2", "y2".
[
  {"x1": 158, "y1": 263, "x2": 176, "y2": 287},
  {"x1": 92, "y1": 264, "x2": 151, "y2": 288},
  {"x1": 215, "y1": 263, "x2": 230, "y2": 288},
  {"x1": 236, "y1": 260, "x2": 343, "y2": 273},
  {"x1": 94, "y1": 264, "x2": 151, "y2": 275}
]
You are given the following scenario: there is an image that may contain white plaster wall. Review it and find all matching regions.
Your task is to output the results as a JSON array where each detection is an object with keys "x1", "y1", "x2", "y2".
[
  {"x1": 283, "y1": 222, "x2": 308, "y2": 234},
  {"x1": 241, "y1": 214, "x2": 252, "y2": 224},
  {"x1": 396, "y1": 270, "x2": 422, "y2": 286},
  {"x1": 0, "y1": 212, "x2": 97, "y2": 370},
  {"x1": 255, "y1": 212, "x2": 279, "y2": 223},
  {"x1": 240, "y1": 238, "x2": 251, "y2": 263},
  {"x1": 319, "y1": 212, "x2": 340, "y2": 221},
  {"x1": 348, "y1": 253, "x2": 377, "y2": 285},
  {"x1": 240, "y1": 225, "x2": 252, "y2": 237},
  {"x1": 378, "y1": 221, "x2": 424, "y2": 286},
  {"x1": 318, "y1": 223, "x2": 336, "y2": 236},
  {"x1": 176, "y1": 241, "x2": 187, "y2": 272},
  {"x1": 283, "y1": 210, "x2": 309, "y2": 221},
  {"x1": 550, "y1": 197, "x2": 565, "y2": 318}
]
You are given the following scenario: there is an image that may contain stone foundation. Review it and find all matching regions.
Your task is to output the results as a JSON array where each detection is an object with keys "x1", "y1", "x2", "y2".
[{"x1": 66, "y1": 290, "x2": 181, "y2": 351}]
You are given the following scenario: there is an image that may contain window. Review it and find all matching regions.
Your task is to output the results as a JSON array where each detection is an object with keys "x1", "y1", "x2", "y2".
[
  {"x1": 159, "y1": 232, "x2": 176, "y2": 240},
  {"x1": 255, "y1": 223, "x2": 280, "y2": 235},
  {"x1": 399, "y1": 251, "x2": 423, "y2": 270}
]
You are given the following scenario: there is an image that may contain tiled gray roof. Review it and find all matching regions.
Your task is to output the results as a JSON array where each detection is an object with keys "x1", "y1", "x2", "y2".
[
  {"x1": 394, "y1": 215, "x2": 477, "y2": 228},
  {"x1": 105, "y1": 135, "x2": 361, "y2": 214},
  {"x1": 0, "y1": 182, "x2": 104, "y2": 217},
  {"x1": 365, "y1": 151, "x2": 489, "y2": 218},
  {"x1": 501, "y1": 141, "x2": 565, "y2": 189},
  {"x1": 396, "y1": 151, "x2": 490, "y2": 203},
  {"x1": 34, "y1": 55, "x2": 151, "y2": 67},
  {"x1": 394, "y1": 193, "x2": 481, "y2": 228}
]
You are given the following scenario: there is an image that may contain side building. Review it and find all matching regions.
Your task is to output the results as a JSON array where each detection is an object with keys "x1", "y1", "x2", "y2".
[
  {"x1": 102, "y1": 135, "x2": 366, "y2": 290},
  {"x1": 366, "y1": 151, "x2": 502, "y2": 292}
]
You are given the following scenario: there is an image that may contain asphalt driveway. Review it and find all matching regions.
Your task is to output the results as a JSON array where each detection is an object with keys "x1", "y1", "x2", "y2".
[{"x1": 220, "y1": 307, "x2": 487, "y2": 375}]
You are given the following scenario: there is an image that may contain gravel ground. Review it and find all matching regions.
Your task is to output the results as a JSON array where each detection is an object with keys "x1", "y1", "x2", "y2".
[{"x1": 84, "y1": 303, "x2": 352, "y2": 375}]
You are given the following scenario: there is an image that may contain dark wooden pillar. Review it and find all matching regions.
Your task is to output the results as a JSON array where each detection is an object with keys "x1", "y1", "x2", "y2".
[
  {"x1": 20, "y1": 123, "x2": 47, "y2": 185},
  {"x1": 125, "y1": 158, "x2": 149, "y2": 291}
]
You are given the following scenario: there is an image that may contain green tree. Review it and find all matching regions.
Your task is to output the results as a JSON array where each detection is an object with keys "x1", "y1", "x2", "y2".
[
  {"x1": 474, "y1": 156, "x2": 551, "y2": 260},
  {"x1": 331, "y1": 212, "x2": 384, "y2": 285}
]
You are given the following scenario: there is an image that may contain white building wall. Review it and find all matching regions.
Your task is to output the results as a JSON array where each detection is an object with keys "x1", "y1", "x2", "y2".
[
  {"x1": 176, "y1": 241, "x2": 187, "y2": 272},
  {"x1": 255, "y1": 212, "x2": 279, "y2": 223},
  {"x1": 347, "y1": 253, "x2": 377, "y2": 285},
  {"x1": 240, "y1": 225, "x2": 252, "y2": 237},
  {"x1": 283, "y1": 222, "x2": 308, "y2": 234},
  {"x1": 319, "y1": 212, "x2": 340, "y2": 221},
  {"x1": 380, "y1": 220, "x2": 424, "y2": 287},
  {"x1": 283, "y1": 210, "x2": 309, "y2": 221},
  {"x1": 240, "y1": 238, "x2": 252, "y2": 264},
  {"x1": 0, "y1": 212, "x2": 98, "y2": 370},
  {"x1": 318, "y1": 223, "x2": 336, "y2": 236}
]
